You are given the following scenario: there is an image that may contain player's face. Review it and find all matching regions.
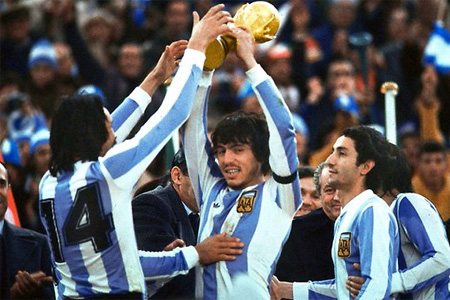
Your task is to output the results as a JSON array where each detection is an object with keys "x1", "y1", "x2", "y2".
[
  {"x1": 100, "y1": 108, "x2": 116, "y2": 157},
  {"x1": 0, "y1": 164, "x2": 9, "y2": 220},
  {"x1": 296, "y1": 177, "x2": 321, "y2": 217},
  {"x1": 325, "y1": 135, "x2": 360, "y2": 191},
  {"x1": 216, "y1": 142, "x2": 264, "y2": 190},
  {"x1": 319, "y1": 167, "x2": 341, "y2": 221}
]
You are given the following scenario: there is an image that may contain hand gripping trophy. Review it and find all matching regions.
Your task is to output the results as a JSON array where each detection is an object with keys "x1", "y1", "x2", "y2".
[{"x1": 204, "y1": 1, "x2": 280, "y2": 70}]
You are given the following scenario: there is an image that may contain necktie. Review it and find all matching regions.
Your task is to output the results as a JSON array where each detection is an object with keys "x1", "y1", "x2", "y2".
[{"x1": 188, "y1": 213, "x2": 200, "y2": 242}]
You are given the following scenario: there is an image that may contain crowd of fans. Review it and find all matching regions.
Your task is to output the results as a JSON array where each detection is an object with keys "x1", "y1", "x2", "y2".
[{"x1": 0, "y1": 0, "x2": 449, "y2": 239}]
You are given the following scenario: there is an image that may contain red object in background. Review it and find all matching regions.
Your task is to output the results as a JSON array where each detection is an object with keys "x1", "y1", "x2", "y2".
[{"x1": 0, "y1": 150, "x2": 21, "y2": 226}]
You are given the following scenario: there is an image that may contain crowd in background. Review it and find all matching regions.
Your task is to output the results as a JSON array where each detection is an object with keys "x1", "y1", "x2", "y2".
[{"x1": 1, "y1": 0, "x2": 449, "y2": 237}]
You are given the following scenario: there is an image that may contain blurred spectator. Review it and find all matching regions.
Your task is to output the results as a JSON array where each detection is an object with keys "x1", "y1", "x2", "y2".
[
  {"x1": 385, "y1": 6, "x2": 411, "y2": 46},
  {"x1": 377, "y1": 8, "x2": 432, "y2": 130},
  {"x1": 7, "y1": 92, "x2": 47, "y2": 142},
  {"x1": 80, "y1": 8, "x2": 116, "y2": 68},
  {"x1": 54, "y1": 42, "x2": 79, "y2": 80},
  {"x1": 292, "y1": 113, "x2": 310, "y2": 167},
  {"x1": 310, "y1": 0, "x2": 364, "y2": 77},
  {"x1": 415, "y1": 65, "x2": 445, "y2": 144},
  {"x1": 19, "y1": 129, "x2": 50, "y2": 233},
  {"x1": 0, "y1": 3, "x2": 42, "y2": 79},
  {"x1": 264, "y1": 43, "x2": 301, "y2": 112},
  {"x1": 210, "y1": 53, "x2": 245, "y2": 115},
  {"x1": 0, "y1": 72, "x2": 22, "y2": 114},
  {"x1": 356, "y1": 0, "x2": 415, "y2": 47},
  {"x1": 298, "y1": 57, "x2": 360, "y2": 151},
  {"x1": 59, "y1": 0, "x2": 148, "y2": 111},
  {"x1": 412, "y1": 140, "x2": 450, "y2": 222},
  {"x1": 144, "y1": 0, "x2": 191, "y2": 70},
  {"x1": 399, "y1": 130, "x2": 421, "y2": 175},
  {"x1": 24, "y1": 39, "x2": 60, "y2": 121},
  {"x1": 277, "y1": 1, "x2": 323, "y2": 97}
]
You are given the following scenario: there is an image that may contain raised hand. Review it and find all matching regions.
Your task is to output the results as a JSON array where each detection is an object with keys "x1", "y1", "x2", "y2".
[
  {"x1": 188, "y1": 4, "x2": 233, "y2": 52},
  {"x1": 139, "y1": 40, "x2": 188, "y2": 95},
  {"x1": 195, "y1": 232, "x2": 244, "y2": 265},
  {"x1": 152, "y1": 40, "x2": 189, "y2": 84},
  {"x1": 231, "y1": 27, "x2": 257, "y2": 70}
]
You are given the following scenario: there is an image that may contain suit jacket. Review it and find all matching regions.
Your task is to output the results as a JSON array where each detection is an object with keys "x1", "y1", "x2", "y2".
[
  {"x1": 275, "y1": 208, "x2": 335, "y2": 282},
  {"x1": 2, "y1": 221, "x2": 54, "y2": 299},
  {"x1": 132, "y1": 184, "x2": 196, "y2": 299}
]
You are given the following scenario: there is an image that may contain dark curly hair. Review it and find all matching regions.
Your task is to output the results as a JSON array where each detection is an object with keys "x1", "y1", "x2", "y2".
[
  {"x1": 211, "y1": 111, "x2": 270, "y2": 175},
  {"x1": 383, "y1": 143, "x2": 413, "y2": 194},
  {"x1": 49, "y1": 94, "x2": 107, "y2": 176},
  {"x1": 342, "y1": 126, "x2": 393, "y2": 193}
]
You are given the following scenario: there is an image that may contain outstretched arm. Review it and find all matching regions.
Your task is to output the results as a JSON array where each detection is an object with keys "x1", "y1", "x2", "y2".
[
  {"x1": 183, "y1": 7, "x2": 235, "y2": 209},
  {"x1": 233, "y1": 28, "x2": 301, "y2": 214},
  {"x1": 112, "y1": 40, "x2": 188, "y2": 143},
  {"x1": 102, "y1": 4, "x2": 233, "y2": 189},
  {"x1": 139, "y1": 232, "x2": 243, "y2": 279}
]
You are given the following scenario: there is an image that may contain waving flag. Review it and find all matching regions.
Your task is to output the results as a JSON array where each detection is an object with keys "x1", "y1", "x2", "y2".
[{"x1": 424, "y1": 21, "x2": 450, "y2": 74}]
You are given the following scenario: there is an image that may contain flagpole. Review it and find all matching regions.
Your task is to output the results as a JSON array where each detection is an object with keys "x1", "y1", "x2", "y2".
[{"x1": 381, "y1": 82, "x2": 399, "y2": 145}]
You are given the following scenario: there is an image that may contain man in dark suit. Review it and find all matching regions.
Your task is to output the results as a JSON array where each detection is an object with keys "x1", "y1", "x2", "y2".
[
  {"x1": 132, "y1": 148, "x2": 199, "y2": 299},
  {"x1": 0, "y1": 161, "x2": 54, "y2": 299},
  {"x1": 275, "y1": 162, "x2": 341, "y2": 282}
]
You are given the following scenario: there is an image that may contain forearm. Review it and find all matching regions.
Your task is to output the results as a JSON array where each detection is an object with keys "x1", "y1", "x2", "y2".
[
  {"x1": 183, "y1": 71, "x2": 220, "y2": 208},
  {"x1": 293, "y1": 280, "x2": 337, "y2": 300},
  {"x1": 102, "y1": 50, "x2": 205, "y2": 188},
  {"x1": 417, "y1": 101, "x2": 444, "y2": 144},
  {"x1": 392, "y1": 196, "x2": 450, "y2": 293},
  {"x1": 139, "y1": 69, "x2": 168, "y2": 97},
  {"x1": 111, "y1": 87, "x2": 152, "y2": 143},
  {"x1": 139, "y1": 246, "x2": 199, "y2": 280},
  {"x1": 247, "y1": 65, "x2": 298, "y2": 176}
]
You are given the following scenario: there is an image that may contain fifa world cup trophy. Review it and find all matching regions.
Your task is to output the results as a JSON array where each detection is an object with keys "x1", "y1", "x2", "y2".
[{"x1": 204, "y1": 1, "x2": 280, "y2": 70}]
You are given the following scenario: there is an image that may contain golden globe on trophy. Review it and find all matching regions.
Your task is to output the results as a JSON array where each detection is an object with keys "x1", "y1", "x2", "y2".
[{"x1": 203, "y1": 1, "x2": 280, "y2": 71}]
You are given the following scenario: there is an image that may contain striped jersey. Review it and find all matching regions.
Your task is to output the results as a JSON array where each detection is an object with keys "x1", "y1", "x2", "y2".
[
  {"x1": 39, "y1": 49, "x2": 205, "y2": 299},
  {"x1": 184, "y1": 64, "x2": 302, "y2": 299},
  {"x1": 391, "y1": 193, "x2": 450, "y2": 299},
  {"x1": 293, "y1": 190, "x2": 399, "y2": 299}
]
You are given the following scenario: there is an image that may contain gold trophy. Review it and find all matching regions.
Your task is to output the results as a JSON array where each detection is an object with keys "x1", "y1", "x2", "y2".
[{"x1": 204, "y1": 1, "x2": 280, "y2": 71}]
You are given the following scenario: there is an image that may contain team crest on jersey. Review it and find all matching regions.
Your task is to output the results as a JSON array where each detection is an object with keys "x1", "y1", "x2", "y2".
[
  {"x1": 338, "y1": 232, "x2": 352, "y2": 258},
  {"x1": 237, "y1": 190, "x2": 257, "y2": 213}
]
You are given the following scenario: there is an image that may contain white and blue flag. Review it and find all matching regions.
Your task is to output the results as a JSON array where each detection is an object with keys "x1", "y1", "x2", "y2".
[{"x1": 424, "y1": 21, "x2": 450, "y2": 74}]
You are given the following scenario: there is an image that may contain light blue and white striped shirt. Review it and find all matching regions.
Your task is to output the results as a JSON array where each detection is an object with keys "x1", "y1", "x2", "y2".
[
  {"x1": 184, "y1": 64, "x2": 301, "y2": 299},
  {"x1": 39, "y1": 49, "x2": 205, "y2": 299},
  {"x1": 391, "y1": 193, "x2": 450, "y2": 299},
  {"x1": 293, "y1": 190, "x2": 399, "y2": 299}
]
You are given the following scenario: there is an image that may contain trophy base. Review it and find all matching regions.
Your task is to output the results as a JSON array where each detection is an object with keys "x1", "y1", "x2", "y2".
[{"x1": 204, "y1": 36, "x2": 230, "y2": 71}]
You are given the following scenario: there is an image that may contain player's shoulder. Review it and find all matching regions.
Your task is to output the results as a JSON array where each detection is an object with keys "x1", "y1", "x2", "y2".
[{"x1": 395, "y1": 192, "x2": 436, "y2": 214}]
